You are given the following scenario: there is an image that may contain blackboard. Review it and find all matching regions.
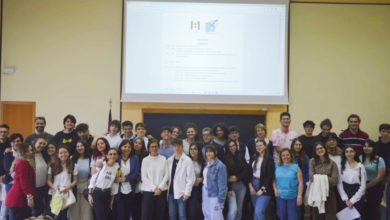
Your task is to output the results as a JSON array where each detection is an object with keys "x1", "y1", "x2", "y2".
[{"x1": 143, "y1": 113, "x2": 265, "y2": 144}]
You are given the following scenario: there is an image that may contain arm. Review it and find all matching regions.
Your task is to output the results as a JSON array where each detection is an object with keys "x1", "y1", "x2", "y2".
[
  {"x1": 350, "y1": 166, "x2": 367, "y2": 204},
  {"x1": 309, "y1": 159, "x2": 314, "y2": 182},
  {"x1": 183, "y1": 160, "x2": 195, "y2": 199},
  {"x1": 125, "y1": 156, "x2": 140, "y2": 182},
  {"x1": 328, "y1": 161, "x2": 339, "y2": 186},
  {"x1": 47, "y1": 167, "x2": 57, "y2": 191},
  {"x1": 367, "y1": 158, "x2": 385, "y2": 189},
  {"x1": 158, "y1": 160, "x2": 169, "y2": 190},
  {"x1": 17, "y1": 161, "x2": 35, "y2": 196},
  {"x1": 141, "y1": 159, "x2": 156, "y2": 190},
  {"x1": 297, "y1": 167, "x2": 304, "y2": 206},
  {"x1": 337, "y1": 168, "x2": 349, "y2": 202},
  {"x1": 217, "y1": 163, "x2": 228, "y2": 205}
]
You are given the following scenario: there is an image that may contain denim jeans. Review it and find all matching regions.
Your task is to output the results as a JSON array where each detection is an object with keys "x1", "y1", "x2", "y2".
[
  {"x1": 276, "y1": 197, "x2": 298, "y2": 220},
  {"x1": 168, "y1": 193, "x2": 187, "y2": 220},
  {"x1": 227, "y1": 181, "x2": 246, "y2": 220},
  {"x1": 202, "y1": 186, "x2": 223, "y2": 220},
  {"x1": 250, "y1": 179, "x2": 271, "y2": 220}
]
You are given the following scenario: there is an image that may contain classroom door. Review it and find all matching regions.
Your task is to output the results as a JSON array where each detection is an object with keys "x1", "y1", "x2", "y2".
[{"x1": 0, "y1": 101, "x2": 35, "y2": 138}]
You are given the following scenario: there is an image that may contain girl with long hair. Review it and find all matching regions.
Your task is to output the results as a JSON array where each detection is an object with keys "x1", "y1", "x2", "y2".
[
  {"x1": 91, "y1": 137, "x2": 110, "y2": 174},
  {"x1": 187, "y1": 142, "x2": 204, "y2": 220}
]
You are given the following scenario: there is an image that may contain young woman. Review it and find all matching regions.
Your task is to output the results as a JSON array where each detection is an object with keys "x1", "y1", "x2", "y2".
[
  {"x1": 171, "y1": 126, "x2": 182, "y2": 139},
  {"x1": 32, "y1": 137, "x2": 50, "y2": 217},
  {"x1": 51, "y1": 114, "x2": 78, "y2": 155},
  {"x1": 213, "y1": 123, "x2": 229, "y2": 146},
  {"x1": 46, "y1": 143, "x2": 58, "y2": 164},
  {"x1": 141, "y1": 139, "x2": 169, "y2": 220},
  {"x1": 133, "y1": 136, "x2": 148, "y2": 220},
  {"x1": 337, "y1": 146, "x2": 366, "y2": 216},
  {"x1": 114, "y1": 140, "x2": 140, "y2": 220},
  {"x1": 248, "y1": 140, "x2": 275, "y2": 220},
  {"x1": 360, "y1": 139, "x2": 385, "y2": 220},
  {"x1": 246, "y1": 123, "x2": 274, "y2": 159},
  {"x1": 202, "y1": 144, "x2": 227, "y2": 220},
  {"x1": 182, "y1": 123, "x2": 199, "y2": 155},
  {"x1": 88, "y1": 148, "x2": 120, "y2": 220},
  {"x1": 47, "y1": 145, "x2": 78, "y2": 220},
  {"x1": 273, "y1": 149, "x2": 303, "y2": 220},
  {"x1": 5, "y1": 143, "x2": 35, "y2": 220},
  {"x1": 308, "y1": 142, "x2": 339, "y2": 220},
  {"x1": 187, "y1": 142, "x2": 204, "y2": 220},
  {"x1": 224, "y1": 140, "x2": 250, "y2": 220},
  {"x1": 68, "y1": 140, "x2": 93, "y2": 220},
  {"x1": 325, "y1": 133, "x2": 343, "y2": 168},
  {"x1": 91, "y1": 137, "x2": 110, "y2": 175}
]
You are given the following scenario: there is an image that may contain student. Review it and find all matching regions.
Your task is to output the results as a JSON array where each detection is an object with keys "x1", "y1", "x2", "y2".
[
  {"x1": 51, "y1": 114, "x2": 79, "y2": 155},
  {"x1": 141, "y1": 139, "x2": 169, "y2": 220},
  {"x1": 228, "y1": 126, "x2": 250, "y2": 163},
  {"x1": 213, "y1": 123, "x2": 229, "y2": 146},
  {"x1": 298, "y1": 120, "x2": 318, "y2": 158},
  {"x1": 200, "y1": 127, "x2": 224, "y2": 160},
  {"x1": 316, "y1": 119, "x2": 333, "y2": 146},
  {"x1": 91, "y1": 137, "x2": 110, "y2": 175},
  {"x1": 183, "y1": 123, "x2": 199, "y2": 155},
  {"x1": 5, "y1": 143, "x2": 35, "y2": 220},
  {"x1": 273, "y1": 149, "x2": 303, "y2": 220},
  {"x1": 376, "y1": 123, "x2": 390, "y2": 173},
  {"x1": 202, "y1": 144, "x2": 228, "y2": 220},
  {"x1": 87, "y1": 148, "x2": 120, "y2": 220},
  {"x1": 69, "y1": 140, "x2": 93, "y2": 220},
  {"x1": 246, "y1": 123, "x2": 274, "y2": 159},
  {"x1": 133, "y1": 123, "x2": 149, "y2": 149},
  {"x1": 308, "y1": 142, "x2": 339, "y2": 220},
  {"x1": 325, "y1": 133, "x2": 343, "y2": 169},
  {"x1": 114, "y1": 140, "x2": 140, "y2": 220},
  {"x1": 75, "y1": 123, "x2": 96, "y2": 151},
  {"x1": 133, "y1": 137, "x2": 148, "y2": 220},
  {"x1": 159, "y1": 126, "x2": 174, "y2": 159},
  {"x1": 339, "y1": 114, "x2": 369, "y2": 155},
  {"x1": 0, "y1": 124, "x2": 10, "y2": 220},
  {"x1": 46, "y1": 143, "x2": 57, "y2": 164},
  {"x1": 31, "y1": 137, "x2": 50, "y2": 217},
  {"x1": 47, "y1": 146, "x2": 78, "y2": 220},
  {"x1": 25, "y1": 116, "x2": 53, "y2": 144},
  {"x1": 360, "y1": 139, "x2": 385, "y2": 220},
  {"x1": 121, "y1": 120, "x2": 134, "y2": 141},
  {"x1": 271, "y1": 112, "x2": 299, "y2": 162},
  {"x1": 167, "y1": 138, "x2": 195, "y2": 220},
  {"x1": 248, "y1": 140, "x2": 275, "y2": 220},
  {"x1": 103, "y1": 120, "x2": 122, "y2": 149},
  {"x1": 187, "y1": 142, "x2": 204, "y2": 220},
  {"x1": 224, "y1": 140, "x2": 250, "y2": 220},
  {"x1": 171, "y1": 126, "x2": 183, "y2": 140},
  {"x1": 337, "y1": 146, "x2": 366, "y2": 216}
]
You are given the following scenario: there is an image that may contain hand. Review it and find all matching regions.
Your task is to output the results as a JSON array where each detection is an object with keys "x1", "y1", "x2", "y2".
[
  {"x1": 182, "y1": 195, "x2": 190, "y2": 201},
  {"x1": 345, "y1": 200, "x2": 353, "y2": 208},
  {"x1": 154, "y1": 188, "x2": 162, "y2": 196},
  {"x1": 114, "y1": 177, "x2": 121, "y2": 183},
  {"x1": 228, "y1": 176, "x2": 238, "y2": 183},
  {"x1": 274, "y1": 190, "x2": 280, "y2": 197},
  {"x1": 194, "y1": 177, "x2": 203, "y2": 186},
  {"x1": 88, "y1": 194, "x2": 94, "y2": 206},
  {"x1": 27, "y1": 197, "x2": 34, "y2": 208},
  {"x1": 0, "y1": 175, "x2": 4, "y2": 183},
  {"x1": 227, "y1": 191, "x2": 233, "y2": 198},
  {"x1": 4, "y1": 147, "x2": 12, "y2": 153},
  {"x1": 60, "y1": 186, "x2": 70, "y2": 193},
  {"x1": 297, "y1": 197, "x2": 303, "y2": 206},
  {"x1": 256, "y1": 190, "x2": 263, "y2": 196},
  {"x1": 110, "y1": 198, "x2": 114, "y2": 210}
]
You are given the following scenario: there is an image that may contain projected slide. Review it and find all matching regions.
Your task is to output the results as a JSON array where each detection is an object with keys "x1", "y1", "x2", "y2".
[{"x1": 123, "y1": 1, "x2": 288, "y2": 104}]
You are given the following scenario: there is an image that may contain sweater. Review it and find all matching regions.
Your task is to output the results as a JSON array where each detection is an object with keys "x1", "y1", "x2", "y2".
[{"x1": 141, "y1": 155, "x2": 169, "y2": 192}]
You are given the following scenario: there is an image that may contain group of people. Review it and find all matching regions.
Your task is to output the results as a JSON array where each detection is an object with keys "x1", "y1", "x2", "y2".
[{"x1": 0, "y1": 112, "x2": 389, "y2": 220}]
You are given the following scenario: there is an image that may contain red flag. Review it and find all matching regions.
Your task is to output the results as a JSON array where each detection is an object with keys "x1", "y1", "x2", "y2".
[{"x1": 108, "y1": 108, "x2": 112, "y2": 132}]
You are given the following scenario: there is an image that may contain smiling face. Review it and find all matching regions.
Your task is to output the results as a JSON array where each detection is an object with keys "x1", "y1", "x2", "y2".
[
  {"x1": 228, "y1": 131, "x2": 239, "y2": 141},
  {"x1": 58, "y1": 147, "x2": 70, "y2": 162},
  {"x1": 97, "y1": 139, "x2": 107, "y2": 154},
  {"x1": 315, "y1": 144, "x2": 326, "y2": 157},
  {"x1": 35, "y1": 119, "x2": 46, "y2": 133},
  {"x1": 120, "y1": 143, "x2": 132, "y2": 157},
  {"x1": 64, "y1": 118, "x2": 75, "y2": 130},
  {"x1": 149, "y1": 141, "x2": 159, "y2": 156},
  {"x1": 186, "y1": 127, "x2": 196, "y2": 139},
  {"x1": 206, "y1": 150, "x2": 216, "y2": 161},
  {"x1": 348, "y1": 117, "x2": 360, "y2": 131},
  {"x1": 227, "y1": 141, "x2": 237, "y2": 154},
  {"x1": 344, "y1": 147, "x2": 356, "y2": 161},
  {"x1": 189, "y1": 144, "x2": 199, "y2": 159},
  {"x1": 280, "y1": 150, "x2": 292, "y2": 165},
  {"x1": 363, "y1": 142, "x2": 373, "y2": 155},
  {"x1": 293, "y1": 140, "x2": 303, "y2": 153},
  {"x1": 47, "y1": 144, "x2": 56, "y2": 156},
  {"x1": 34, "y1": 138, "x2": 47, "y2": 152},
  {"x1": 256, "y1": 127, "x2": 266, "y2": 139},
  {"x1": 107, "y1": 149, "x2": 118, "y2": 163},
  {"x1": 133, "y1": 139, "x2": 143, "y2": 151},
  {"x1": 11, "y1": 137, "x2": 23, "y2": 151},
  {"x1": 280, "y1": 116, "x2": 291, "y2": 128},
  {"x1": 256, "y1": 141, "x2": 266, "y2": 155},
  {"x1": 76, "y1": 142, "x2": 85, "y2": 155},
  {"x1": 172, "y1": 128, "x2": 180, "y2": 139},
  {"x1": 215, "y1": 127, "x2": 224, "y2": 139}
]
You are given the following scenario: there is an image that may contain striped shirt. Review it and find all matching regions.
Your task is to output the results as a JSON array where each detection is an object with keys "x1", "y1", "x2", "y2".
[{"x1": 339, "y1": 129, "x2": 369, "y2": 155}]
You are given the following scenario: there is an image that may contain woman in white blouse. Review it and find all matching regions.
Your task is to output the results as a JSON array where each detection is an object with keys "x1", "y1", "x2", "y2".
[
  {"x1": 113, "y1": 140, "x2": 140, "y2": 220},
  {"x1": 141, "y1": 138, "x2": 169, "y2": 220},
  {"x1": 337, "y1": 145, "x2": 366, "y2": 216},
  {"x1": 88, "y1": 148, "x2": 120, "y2": 220},
  {"x1": 90, "y1": 137, "x2": 110, "y2": 174}
]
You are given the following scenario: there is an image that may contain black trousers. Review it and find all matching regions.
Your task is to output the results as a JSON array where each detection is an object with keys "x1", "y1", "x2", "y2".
[
  {"x1": 133, "y1": 192, "x2": 143, "y2": 220},
  {"x1": 341, "y1": 182, "x2": 363, "y2": 220},
  {"x1": 113, "y1": 192, "x2": 135, "y2": 220},
  {"x1": 10, "y1": 207, "x2": 31, "y2": 220},
  {"x1": 32, "y1": 185, "x2": 49, "y2": 217},
  {"x1": 187, "y1": 186, "x2": 203, "y2": 220},
  {"x1": 141, "y1": 190, "x2": 167, "y2": 220},
  {"x1": 362, "y1": 182, "x2": 384, "y2": 220},
  {"x1": 92, "y1": 189, "x2": 112, "y2": 220}
]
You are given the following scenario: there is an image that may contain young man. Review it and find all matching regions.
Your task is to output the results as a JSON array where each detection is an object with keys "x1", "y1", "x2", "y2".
[
  {"x1": 159, "y1": 126, "x2": 174, "y2": 159},
  {"x1": 121, "y1": 120, "x2": 134, "y2": 141},
  {"x1": 167, "y1": 138, "x2": 195, "y2": 220},
  {"x1": 51, "y1": 114, "x2": 79, "y2": 155},
  {"x1": 76, "y1": 123, "x2": 96, "y2": 150},
  {"x1": 339, "y1": 114, "x2": 369, "y2": 155},
  {"x1": 271, "y1": 112, "x2": 299, "y2": 161},
  {"x1": 201, "y1": 127, "x2": 224, "y2": 160},
  {"x1": 132, "y1": 122, "x2": 149, "y2": 149},
  {"x1": 376, "y1": 123, "x2": 390, "y2": 174},
  {"x1": 0, "y1": 124, "x2": 10, "y2": 220},
  {"x1": 298, "y1": 120, "x2": 318, "y2": 158},
  {"x1": 25, "y1": 116, "x2": 53, "y2": 144},
  {"x1": 228, "y1": 125, "x2": 250, "y2": 163},
  {"x1": 103, "y1": 120, "x2": 122, "y2": 149},
  {"x1": 317, "y1": 118, "x2": 332, "y2": 144}
]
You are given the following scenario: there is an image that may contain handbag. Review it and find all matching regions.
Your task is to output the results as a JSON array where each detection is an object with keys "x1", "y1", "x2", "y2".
[
  {"x1": 50, "y1": 190, "x2": 63, "y2": 215},
  {"x1": 61, "y1": 189, "x2": 76, "y2": 209}
]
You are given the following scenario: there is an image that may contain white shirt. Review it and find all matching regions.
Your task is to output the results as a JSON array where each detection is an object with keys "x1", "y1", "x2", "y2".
[
  {"x1": 329, "y1": 155, "x2": 342, "y2": 169},
  {"x1": 103, "y1": 133, "x2": 122, "y2": 149},
  {"x1": 203, "y1": 165, "x2": 209, "y2": 187},
  {"x1": 252, "y1": 157, "x2": 263, "y2": 179},
  {"x1": 141, "y1": 155, "x2": 168, "y2": 192},
  {"x1": 119, "y1": 159, "x2": 131, "y2": 194},
  {"x1": 88, "y1": 162, "x2": 119, "y2": 196},
  {"x1": 167, "y1": 153, "x2": 196, "y2": 199},
  {"x1": 182, "y1": 139, "x2": 191, "y2": 155},
  {"x1": 48, "y1": 165, "x2": 78, "y2": 194},
  {"x1": 236, "y1": 141, "x2": 250, "y2": 164},
  {"x1": 337, "y1": 162, "x2": 366, "y2": 204},
  {"x1": 35, "y1": 153, "x2": 48, "y2": 187}
]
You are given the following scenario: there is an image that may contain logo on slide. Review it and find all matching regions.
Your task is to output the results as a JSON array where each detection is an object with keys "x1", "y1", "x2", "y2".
[
  {"x1": 190, "y1": 20, "x2": 200, "y2": 30},
  {"x1": 205, "y1": 19, "x2": 218, "y2": 32}
]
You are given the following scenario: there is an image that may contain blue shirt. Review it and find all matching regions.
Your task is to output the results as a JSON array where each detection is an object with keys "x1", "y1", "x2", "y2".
[
  {"x1": 159, "y1": 144, "x2": 174, "y2": 159},
  {"x1": 359, "y1": 156, "x2": 386, "y2": 181},
  {"x1": 275, "y1": 163, "x2": 299, "y2": 199}
]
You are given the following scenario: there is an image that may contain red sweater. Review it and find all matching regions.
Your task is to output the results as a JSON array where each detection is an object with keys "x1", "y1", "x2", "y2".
[{"x1": 5, "y1": 159, "x2": 35, "y2": 208}]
